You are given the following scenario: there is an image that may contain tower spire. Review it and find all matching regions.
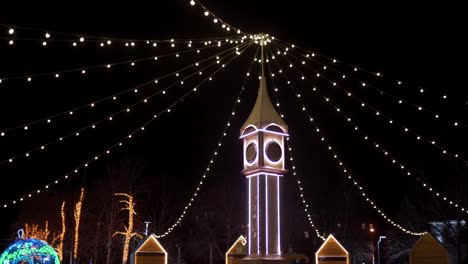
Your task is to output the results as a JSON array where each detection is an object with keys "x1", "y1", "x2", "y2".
[{"x1": 240, "y1": 37, "x2": 286, "y2": 132}]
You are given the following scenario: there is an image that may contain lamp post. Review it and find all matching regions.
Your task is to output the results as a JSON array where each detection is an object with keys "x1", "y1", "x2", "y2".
[{"x1": 377, "y1": 236, "x2": 386, "y2": 264}]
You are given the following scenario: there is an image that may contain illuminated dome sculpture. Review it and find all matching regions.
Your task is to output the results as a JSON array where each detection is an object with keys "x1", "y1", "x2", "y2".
[{"x1": 0, "y1": 238, "x2": 60, "y2": 264}]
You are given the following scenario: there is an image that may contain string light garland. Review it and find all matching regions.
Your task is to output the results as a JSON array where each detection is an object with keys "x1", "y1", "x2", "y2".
[
  {"x1": 0, "y1": 42, "x2": 250, "y2": 166},
  {"x1": 2, "y1": 24, "x2": 245, "y2": 47},
  {"x1": 0, "y1": 41, "x2": 242, "y2": 138},
  {"x1": 73, "y1": 188, "x2": 85, "y2": 259},
  {"x1": 114, "y1": 193, "x2": 141, "y2": 264},
  {"x1": 275, "y1": 38, "x2": 467, "y2": 113},
  {"x1": 186, "y1": 0, "x2": 246, "y2": 35},
  {"x1": 0, "y1": 40, "x2": 236, "y2": 84},
  {"x1": 275, "y1": 41, "x2": 467, "y2": 129},
  {"x1": 263, "y1": 48, "x2": 326, "y2": 241},
  {"x1": 1, "y1": 42, "x2": 253, "y2": 215},
  {"x1": 154, "y1": 45, "x2": 259, "y2": 238},
  {"x1": 270, "y1": 50, "x2": 468, "y2": 216},
  {"x1": 267, "y1": 47, "x2": 425, "y2": 236},
  {"x1": 270, "y1": 41, "x2": 468, "y2": 165}
]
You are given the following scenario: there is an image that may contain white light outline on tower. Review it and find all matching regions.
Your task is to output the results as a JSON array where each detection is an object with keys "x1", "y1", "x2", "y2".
[
  {"x1": 240, "y1": 128, "x2": 288, "y2": 139},
  {"x1": 244, "y1": 140, "x2": 259, "y2": 166},
  {"x1": 248, "y1": 177, "x2": 252, "y2": 255},
  {"x1": 246, "y1": 172, "x2": 283, "y2": 178},
  {"x1": 263, "y1": 138, "x2": 284, "y2": 165},
  {"x1": 277, "y1": 175, "x2": 281, "y2": 255},
  {"x1": 257, "y1": 175, "x2": 260, "y2": 255},
  {"x1": 265, "y1": 174, "x2": 269, "y2": 255}
]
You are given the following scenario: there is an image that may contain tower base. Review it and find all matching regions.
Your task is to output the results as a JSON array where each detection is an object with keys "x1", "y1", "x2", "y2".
[{"x1": 241, "y1": 257, "x2": 291, "y2": 264}]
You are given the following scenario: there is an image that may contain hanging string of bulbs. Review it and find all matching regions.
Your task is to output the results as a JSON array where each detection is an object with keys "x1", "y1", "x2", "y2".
[
  {"x1": 267, "y1": 46, "x2": 426, "y2": 236},
  {"x1": 2, "y1": 24, "x2": 244, "y2": 47},
  {"x1": 268, "y1": 46, "x2": 468, "y2": 216},
  {"x1": 275, "y1": 38, "x2": 467, "y2": 113},
  {"x1": 0, "y1": 40, "x2": 241, "y2": 84},
  {"x1": 0, "y1": 42, "x2": 246, "y2": 139},
  {"x1": 187, "y1": 0, "x2": 246, "y2": 35},
  {"x1": 274, "y1": 41, "x2": 467, "y2": 129},
  {"x1": 270, "y1": 41, "x2": 467, "y2": 165},
  {"x1": 1, "y1": 42, "x2": 250, "y2": 166},
  {"x1": 263, "y1": 48, "x2": 326, "y2": 241},
  {"x1": 1, "y1": 41, "x2": 253, "y2": 210},
  {"x1": 155, "y1": 45, "x2": 258, "y2": 238}
]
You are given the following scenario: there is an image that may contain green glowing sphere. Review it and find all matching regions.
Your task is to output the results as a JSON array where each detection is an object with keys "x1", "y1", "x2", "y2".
[{"x1": 0, "y1": 238, "x2": 60, "y2": 264}]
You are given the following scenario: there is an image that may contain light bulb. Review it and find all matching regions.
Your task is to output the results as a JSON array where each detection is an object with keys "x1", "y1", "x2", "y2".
[
  {"x1": 79, "y1": 37, "x2": 85, "y2": 42},
  {"x1": 204, "y1": 11, "x2": 209, "y2": 16},
  {"x1": 8, "y1": 28, "x2": 14, "y2": 35},
  {"x1": 190, "y1": 0, "x2": 195, "y2": 5},
  {"x1": 45, "y1": 33, "x2": 51, "y2": 38}
]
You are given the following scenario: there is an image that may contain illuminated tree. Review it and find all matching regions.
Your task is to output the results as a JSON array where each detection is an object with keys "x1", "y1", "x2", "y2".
[
  {"x1": 73, "y1": 188, "x2": 86, "y2": 261},
  {"x1": 114, "y1": 192, "x2": 142, "y2": 264},
  {"x1": 57, "y1": 201, "x2": 66, "y2": 261}
]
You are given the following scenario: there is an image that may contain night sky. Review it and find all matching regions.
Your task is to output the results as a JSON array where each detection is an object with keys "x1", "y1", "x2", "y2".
[{"x1": 0, "y1": 0, "x2": 466, "y2": 256}]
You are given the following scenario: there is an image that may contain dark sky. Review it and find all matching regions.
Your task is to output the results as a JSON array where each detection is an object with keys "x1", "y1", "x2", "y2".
[{"x1": 0, "y1": 0, "x2": 466, "y2": 247}]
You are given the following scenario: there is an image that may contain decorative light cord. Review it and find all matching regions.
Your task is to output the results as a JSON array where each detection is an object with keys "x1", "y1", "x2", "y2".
[
  {"x1": 1, "y1": 41, "x2": 253, "y2": 210},
  {"x1": 267, "y1": 46, "x2": 468, "y2": 217},
  {"x1": 0, "y1": 40, "x2": 240, "y2": 83},
  {"x1": 263, "y1": 45, "x2": 326, "y2": 241},
  {"x1": 267, "y1": 47, "x2": 426, "y2": 236},
  {"x1": 274, "y1": 41, "x2": 467, "y2": 129},
  {"x1": 271, "y1": 41, "x2": 467, "y2": 165},
  {"x1": 187, "y1": 0, "x2": 246, "y2": 35},
  {"x1": 154, "y1": 45, "x2": 259, "y2": 238},
  {"x1": 0, "y1": 42, "x2": 246, "y2": 138},
  {"x1": 275, "y1": 38, "x2": 467, "y2": 112}
]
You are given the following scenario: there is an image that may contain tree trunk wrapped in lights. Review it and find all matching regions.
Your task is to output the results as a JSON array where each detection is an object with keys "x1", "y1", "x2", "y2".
[
  {"x1": 114, "y1": 192, "x2": 142, "y2": 264},
  {"x1": 73, "y1": 188, "x2": 86, "y2": 260},
  {"x1": 57, "y1": 201, "x2": 66, "y2": 261}
]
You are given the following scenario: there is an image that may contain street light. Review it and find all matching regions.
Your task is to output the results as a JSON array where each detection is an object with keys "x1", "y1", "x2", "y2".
[{"x1": 377, "y1": 236, "x2": 387, "y2": 264}]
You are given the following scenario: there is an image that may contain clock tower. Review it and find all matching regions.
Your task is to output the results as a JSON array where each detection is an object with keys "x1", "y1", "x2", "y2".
[{"x1": 240, "y1": 42, "x2": 288, "y2": 258}]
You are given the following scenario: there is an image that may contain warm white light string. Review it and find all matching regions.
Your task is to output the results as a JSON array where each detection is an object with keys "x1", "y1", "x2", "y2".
[
  {"x1": 275, "y1": 41, "x2": 468, "y2": 129},
  {"x1": 271, "y1": 41, "x2": 467, "y2": 165},
  {"x1": 268, "y1": 47, "x2": 468, "y2": 217},
  {"x1": 2, "y1": 24, "x2": 245, "y2": 46},
  {"x1": 263, "y1": 47, "x2": 326, "y2": 241},
  {"x1": 276, "y1": 38, "x2": 467, "y2": 113},
  {"x1": 0, "y1": 42, "x2": 244, "y2": 138},
  {"x1": 1, "y1": 42, "x2": 251, "y2": 166},
  {"x1": 1, "y1": 41, "x2": 253, "y2": 211},
  {"x1": 155, "y1": 45, "x2": 259, "y2": 238},
  {"x1": 187, "y1": 0, "x2": 246, "y2": 35},
  {"x1": 267, "y1": 47, "x2": 426, "y2": 236},
  {"x1": 0, "y1": 40, "x2": 239, "y2": 84}
]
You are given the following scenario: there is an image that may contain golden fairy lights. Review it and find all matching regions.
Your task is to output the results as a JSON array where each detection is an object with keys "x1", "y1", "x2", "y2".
[
  {"x1": 275, "y1": 38, "x2": 467, "y2": 113},
  {"x1": 114, "y1": 193, "x2": 141, "y2": 264},
  {"x1": 0, "y1": 40, "x2": 237, "y2": 85},
  {"x1": 269, "y1": 43, "x2": 468, "y2": 215},
  {"x1": 3, "y1": 24, "x2": 243, "y2": 48},
  {"x1": 267, "y1": 48, "x2": 425, "y2": 236},
  {"x1": 0, "y1": 42, "x2": 253, "y2": 237},
  {"x1": 187, "y1": 0, "x2": 245, "y2": 35},
  {"x1": 270, "y1": 42, "x2": 467, "y2": 164},
  {"x1": 0, "y1": 41, "x2": 242, "y2": 140},
  {"x1": 73, "y1": 188, "x2": 85, "y2": 259},
  {"x1": 154, "y1": 45, "x2": 259, "y2": 238},
  {"x1": 276, "y1": 40, "x2": 466, "y2": 129},
  {"x1": 263, "y1": 50, "x2": 326, "y2": 241},
  {"x1": 0, "y1": 42, "x2": 249, "y2": 166}
]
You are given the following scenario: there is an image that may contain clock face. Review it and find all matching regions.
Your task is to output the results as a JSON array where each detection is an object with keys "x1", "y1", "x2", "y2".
[
  {"x1": 266, "y1": 141, "x2": 282, "y2": 162},
  {"x1": 246, "y1": 143, "x2": 257, "y2": 163}
]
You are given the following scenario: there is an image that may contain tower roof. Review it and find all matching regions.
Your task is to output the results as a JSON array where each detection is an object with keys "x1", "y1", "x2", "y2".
[{"x1": 241, "y1": 68, "x2": 287, "y2": 132}]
